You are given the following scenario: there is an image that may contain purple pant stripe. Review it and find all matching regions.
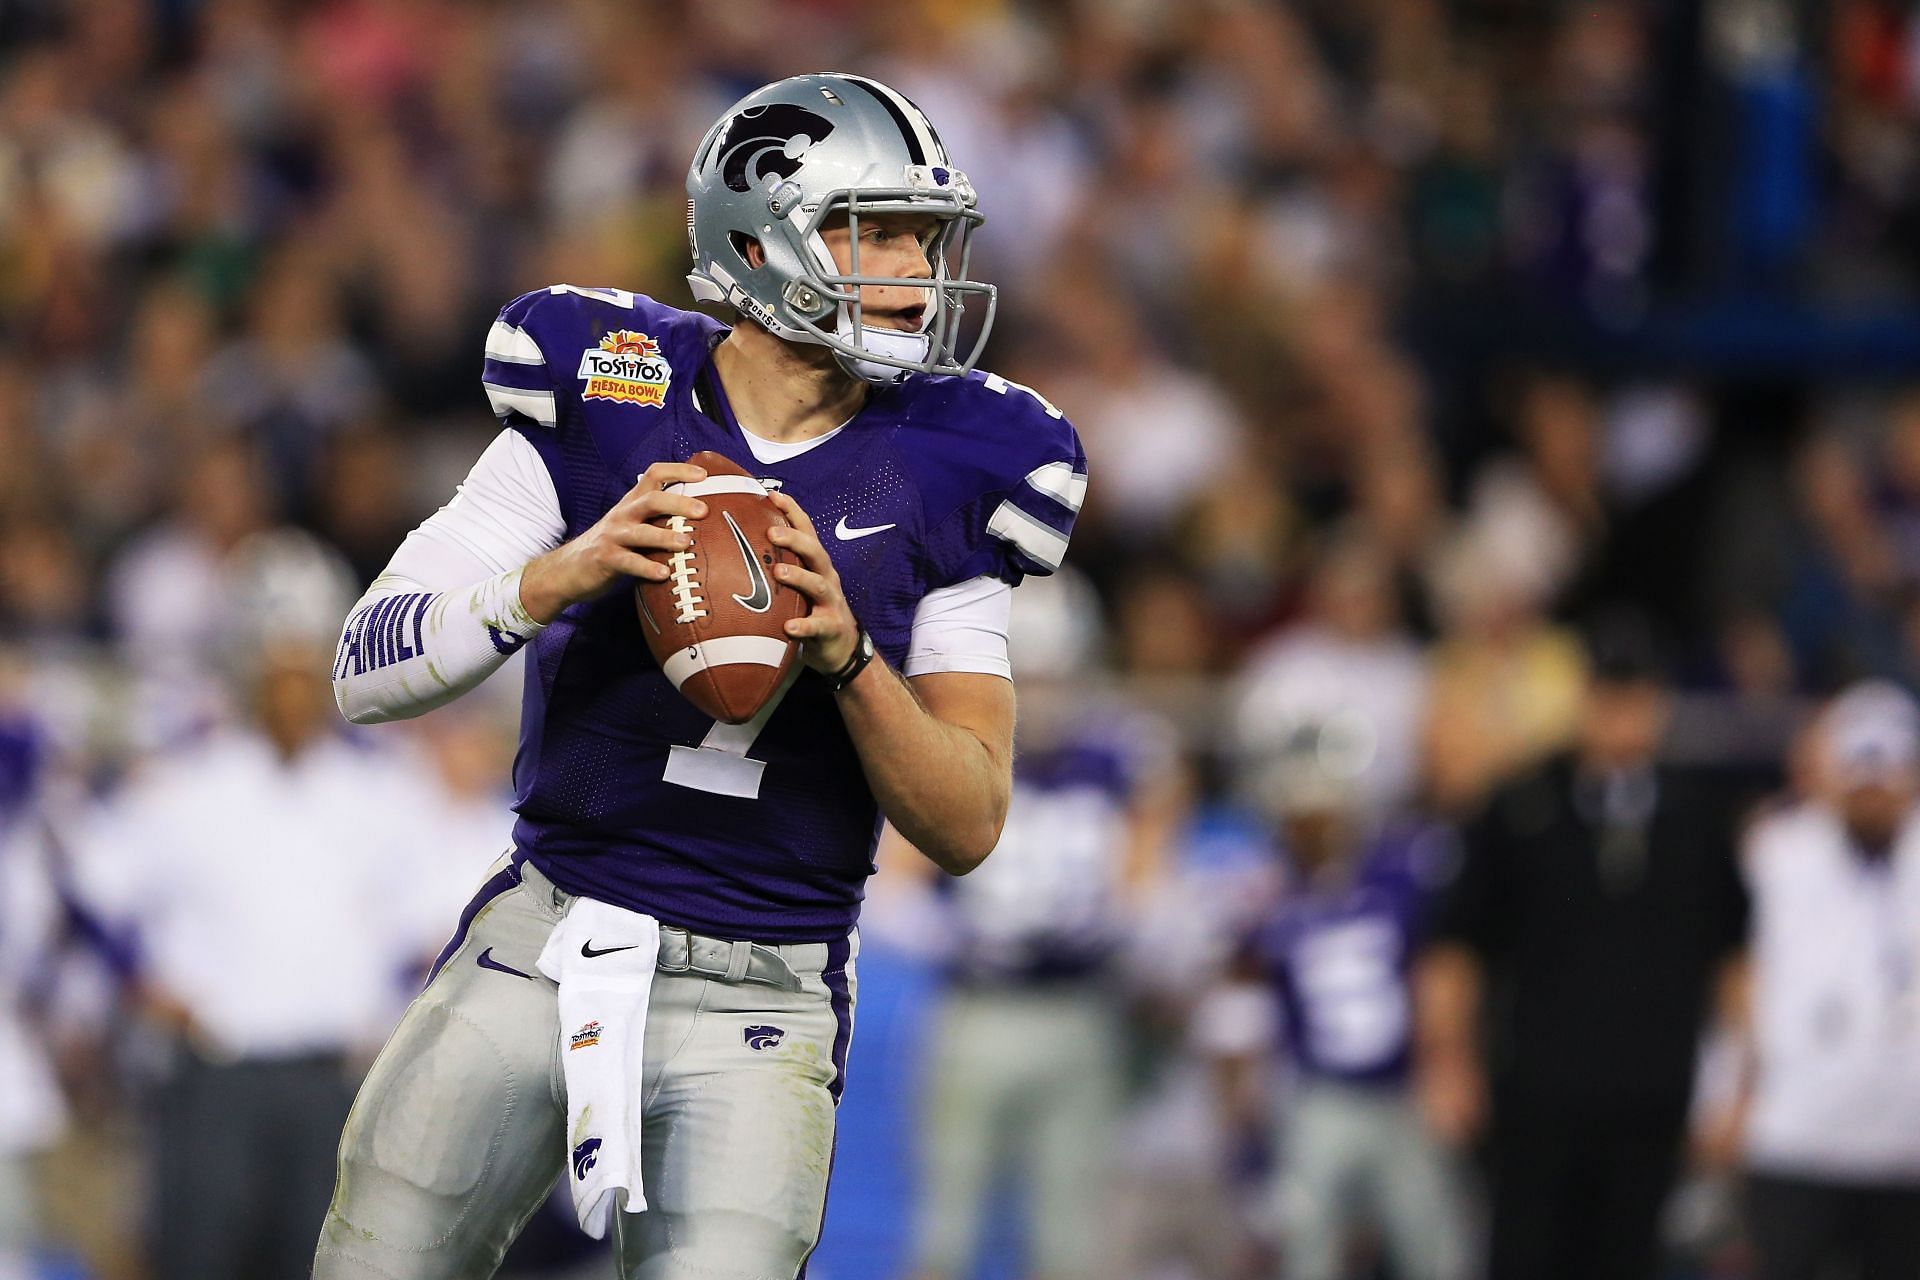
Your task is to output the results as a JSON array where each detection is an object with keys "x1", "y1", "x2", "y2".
[
  {"x1": 800, "y1": 933, "x2": 855, "y2": 1279},
  {"x1": 425, "y1": 856, "x2": 525, "y2": 986},
  {"x1": 823, "y1": 932, "x2": 853, "y2": 1104}
]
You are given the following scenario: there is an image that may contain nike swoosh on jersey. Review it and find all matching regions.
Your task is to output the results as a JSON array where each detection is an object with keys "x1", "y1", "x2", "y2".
[
  {"x1": 725, "y1": 510, "x2": 774, "y2": 612},
  {"x1": 476, "y1": 947, "x2": 534, "y2": 980},
  {"x1": 834, "y1": 517, "x2": 897, "y2": 541},
  {"x1": 581, "y1": 940, "x2": 641, "y2": 959}
]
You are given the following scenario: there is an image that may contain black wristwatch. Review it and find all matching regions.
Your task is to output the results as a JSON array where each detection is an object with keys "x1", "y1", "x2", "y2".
[{"x1": 827, "y1": 629, "x2": 877, "y2": 693}]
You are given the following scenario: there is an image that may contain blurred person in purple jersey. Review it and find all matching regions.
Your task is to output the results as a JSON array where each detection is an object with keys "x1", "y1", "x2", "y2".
[
  {"x1": 902, "y1": 567, "x2": 1180, "y2": 1280},
  {"x1": 0, "y1": 666, "x2": 68, "y2": 1280},
  {"x1": 317, "y1": 74, "x2": 1085, "y2": 1280},
  {"x1": 1214, "y1": 719, "x2": 1469, "y2": 1280},
  {"x1": 1711, "y1": 682, "x2": 1920, "y2": 1280}
]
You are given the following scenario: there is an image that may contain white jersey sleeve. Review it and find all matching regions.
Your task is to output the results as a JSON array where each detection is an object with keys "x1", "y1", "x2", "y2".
[
  {"x1": 904, "y1": 576, "x2": 1013, "y2": 680},
  {"x1": 332, "y1": 431, "x2": 563, "y2": 724}
]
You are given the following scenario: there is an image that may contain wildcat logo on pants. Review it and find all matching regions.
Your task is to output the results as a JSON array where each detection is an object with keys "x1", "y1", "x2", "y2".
[{"x1": 743, "y1": 1024, "x2": 786, "y2": 1051}]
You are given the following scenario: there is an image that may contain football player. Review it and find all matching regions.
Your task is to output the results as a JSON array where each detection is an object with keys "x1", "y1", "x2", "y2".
[
  {"x1": 313, "y1": 73, "x2": 1085, "y2": 1280},
  {"x1": 1221, "y1": 726, "x2": 1469, "y2": 1280},
  {"x1": 904, "y1": 568, "x2": 1179, "y2": 1280}
]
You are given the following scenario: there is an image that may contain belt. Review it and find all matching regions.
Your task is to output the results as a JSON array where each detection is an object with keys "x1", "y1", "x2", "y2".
[{"x1": 656, "y1": 926, "x2": 803, "y2": 992}]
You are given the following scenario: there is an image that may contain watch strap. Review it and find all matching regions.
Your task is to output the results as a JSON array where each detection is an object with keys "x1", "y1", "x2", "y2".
[{"x1": 827, "y1": 629, "x2": 876, "y2": 692}]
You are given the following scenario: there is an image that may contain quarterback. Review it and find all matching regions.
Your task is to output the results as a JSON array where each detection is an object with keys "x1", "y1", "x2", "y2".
[{"x1": 313, "y1": 74, "x2": 1086, "y2": 1279}]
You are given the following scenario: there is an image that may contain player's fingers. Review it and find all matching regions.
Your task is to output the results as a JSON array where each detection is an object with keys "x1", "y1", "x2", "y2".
[
  {"x1": 766, "y1": 524, "x2": 835, "y2": 576},
  {"x1": 784, "y1": 614, "x2": 835, "y2": 640},
  {"x1": 606, "y1": 520, "x2": 693, "y2": 554},
  {"x1": 768, "y1": 490, "x2": 818, "y2": 536},
  {"x1": 773, "y1": 563, "x2": 835, "y2": 604},
  {"x1": 623, "y1": 489, "x2": 707, "y2": 523},
  {"x1": 632, "y1": 462, "x2": 707, "y2": 494},
  {"x1": 604, "y1": 547, "x2": 671, "y2": 582}
]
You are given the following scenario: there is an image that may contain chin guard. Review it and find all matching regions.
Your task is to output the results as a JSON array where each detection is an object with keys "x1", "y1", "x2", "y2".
[{"x1": 838, "y1": 326, "x2": 933, "y2": 384}]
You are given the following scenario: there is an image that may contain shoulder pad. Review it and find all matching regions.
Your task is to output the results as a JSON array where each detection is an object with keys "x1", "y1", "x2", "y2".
[
  {"x1": 894, "y1": 370, "x2": 1088, "y2": 583},
  {"x1": 481, "y1": 287, "x2": 722, "y2": 431}
]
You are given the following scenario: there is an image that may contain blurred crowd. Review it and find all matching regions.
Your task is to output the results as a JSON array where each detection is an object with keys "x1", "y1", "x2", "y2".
[{"x1": 2, "y1": 0, "x2": 1920, "y2": 1278}]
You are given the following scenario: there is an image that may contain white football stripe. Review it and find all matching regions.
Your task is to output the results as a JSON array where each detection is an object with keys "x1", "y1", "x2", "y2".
[
  {"x1": 668, "y1": 476, "x2": 767, "y2": 499},
  {"x1": 484, "y1": 321, "x2": 544, "y2": 365},
  {"x1": 661, "y1": 635, "x2": 791, "y2": 690},
  {"x1": 986, "y1": 500, "x2": 1068, "y2": 570},
  {"x1": 1023, "y1": 461, "x2": 1088, "y2": 513},
  {"x1": 484, "y1": 384, "x2": 556, "y2": 429}
]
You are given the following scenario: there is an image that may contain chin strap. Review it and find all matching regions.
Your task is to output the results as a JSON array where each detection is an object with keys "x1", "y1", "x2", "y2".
[{"x1": 837, "y1": 325, "x2": 931, "y2": 384}]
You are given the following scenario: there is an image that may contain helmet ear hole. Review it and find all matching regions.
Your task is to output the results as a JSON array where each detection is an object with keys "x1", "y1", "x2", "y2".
[{"x1": 731, "y1": 232, "x2": 766, "y2": 269}]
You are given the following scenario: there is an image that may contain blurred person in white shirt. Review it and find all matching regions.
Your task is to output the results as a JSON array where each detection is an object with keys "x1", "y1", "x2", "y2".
[
  {"x1": 1236, "y1": 535, "x2": 1429, "y2": 817},
  {"x1": 1717, "y1": 681, "x2": 1920, "y2": 1280},
  {"x1": 103, "y1": 438, "x2": 273, "y2": 747},
  {"x1": 73, "y1": 531, "x2": 481, "y2": 1280}
]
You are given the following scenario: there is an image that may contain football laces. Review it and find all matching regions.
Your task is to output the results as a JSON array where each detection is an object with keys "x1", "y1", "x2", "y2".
[{"x1": 665, "y1": 515, "x2": 707, "y2": 624}]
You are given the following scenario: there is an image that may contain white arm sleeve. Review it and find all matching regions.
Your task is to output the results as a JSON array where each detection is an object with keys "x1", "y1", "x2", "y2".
[
  {"x1": 333, "y1": 431, "x2": 566, "y2": 724},
  {"x1": 903, "y1": 576, "x2": 1013, "y2": 679}
]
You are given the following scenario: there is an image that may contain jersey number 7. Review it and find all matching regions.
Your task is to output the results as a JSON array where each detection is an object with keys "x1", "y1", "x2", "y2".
[{"x1": 662, "y1": 667, "x2": 800, "y2": 799}]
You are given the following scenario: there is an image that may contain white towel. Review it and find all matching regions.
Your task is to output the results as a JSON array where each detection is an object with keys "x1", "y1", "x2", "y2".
[{"x1": 535, "y1": 897, "x2": 662, "y2": 1238}]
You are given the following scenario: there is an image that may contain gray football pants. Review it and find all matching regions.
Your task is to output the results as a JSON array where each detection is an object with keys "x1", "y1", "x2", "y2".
[
  {"x1": 909, "y1": 986, "x2": 1124, "y2": 1280},
  {"x1": 313, "y1": 855, "x2": 857, "y2": 1280},
  {"x1": 1273, "y1": 1080, "x2": 1470, "y2": 1280}
]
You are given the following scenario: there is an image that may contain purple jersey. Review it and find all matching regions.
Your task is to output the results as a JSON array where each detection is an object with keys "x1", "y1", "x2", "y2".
[
  {"x1": 939, "y1": 715, "x2": 1153, "y2": 985},
  {"x1": 1252, "y1": 824, "x2": 1449, "y2": 1086},
  {"x1": 480, "y1": 286, "x2": 1085, "y2": 942}
]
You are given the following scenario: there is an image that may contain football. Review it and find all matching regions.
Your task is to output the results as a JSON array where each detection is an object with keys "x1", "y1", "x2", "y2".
[{"x1": 636, "y1": 450, "x2": 806, "y2": 724}]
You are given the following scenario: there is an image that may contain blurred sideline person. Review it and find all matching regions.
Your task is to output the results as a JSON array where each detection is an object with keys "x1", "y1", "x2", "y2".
[
  {"x1": 1215, "y1": 721, "x2": 1468, "y2": 1280},
  {"x1": 1415, "y1": 615, "x2": 1750, "y2": 1280},
  {"x1": 72, "y1": 532, "x2": 459, "y2": 1280},
  {"x1": 1722, "y1": 682, "x2": 1920, "y2": 1280},
  {"x1": 902, "y1": 568, "x2": 1180, "y2": 1280},
  {"x1": 1234, "y1": 537, "x2": 1429, "y2": 817},
  {"x1": 0, "y1": 689, "x2": 67, "y2": 1280}
]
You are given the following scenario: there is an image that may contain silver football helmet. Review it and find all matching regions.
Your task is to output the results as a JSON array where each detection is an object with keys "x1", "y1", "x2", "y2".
[{"x1": 686, "y1": 72, "x2": 995, "y2": 383}]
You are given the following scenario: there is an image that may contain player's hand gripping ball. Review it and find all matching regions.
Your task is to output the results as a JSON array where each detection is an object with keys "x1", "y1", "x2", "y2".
[{"x1": 635, "y1": 451, "x2": 806, "y2": 724}]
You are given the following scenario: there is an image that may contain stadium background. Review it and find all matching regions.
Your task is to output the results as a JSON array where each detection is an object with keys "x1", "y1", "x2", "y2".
[{"x1": 1, "y1": 0, "x2": 1918, "y2": 1276}]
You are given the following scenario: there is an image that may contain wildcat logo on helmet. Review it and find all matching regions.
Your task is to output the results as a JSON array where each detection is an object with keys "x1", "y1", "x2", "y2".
[
  {"x1": 579, "y1": 330, "x2": 671, "y2": 408},
  {"x1": 714, "y1": 104, "x2": 835, "y2": 193}
]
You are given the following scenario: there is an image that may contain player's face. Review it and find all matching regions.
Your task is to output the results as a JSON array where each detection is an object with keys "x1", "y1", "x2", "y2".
[
  {"x1": 1837, "y1": 774, "x2": 1917, "y2": 851},
  {"x1": 1283, "y1": 808, "x2": 1352, "y2": 875},
  {"x1": 817, "y1": 211, "x2": 938, "y2": 332},
  {"x1": 253, "y1": 647, "x2": 335, "y2": 753},
  {"x1": 1578, "y1": 678, "x2": 1670, "y2": 769}
]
